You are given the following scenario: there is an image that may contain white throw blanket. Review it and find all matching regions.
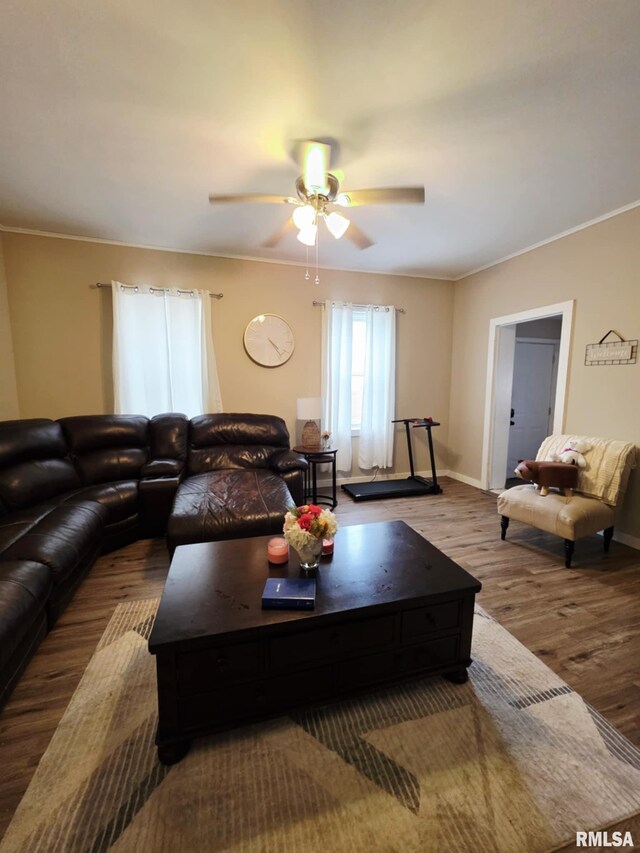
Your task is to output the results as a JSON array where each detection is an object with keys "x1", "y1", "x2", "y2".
[{"x1": 537, "y1": 434, "x2": 636, "y2": 507}]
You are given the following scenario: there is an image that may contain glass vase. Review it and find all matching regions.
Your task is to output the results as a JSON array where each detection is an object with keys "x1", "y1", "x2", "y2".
[{"x1": 295, "y1": 537, "x2": 324, "y2": 572}]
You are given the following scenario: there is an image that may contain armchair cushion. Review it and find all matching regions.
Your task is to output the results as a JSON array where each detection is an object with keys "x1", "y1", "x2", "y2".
[{"x1": 497, "y1": 485, "x2": 615, "y2": 541}]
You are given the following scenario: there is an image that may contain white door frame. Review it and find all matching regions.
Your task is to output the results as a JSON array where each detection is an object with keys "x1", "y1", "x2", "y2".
[{"x1": 481, "y1": 300, "x2": 574, "y2": 491}]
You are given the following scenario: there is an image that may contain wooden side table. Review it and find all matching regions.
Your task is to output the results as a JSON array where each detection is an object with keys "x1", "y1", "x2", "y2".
[{"x1": 293, "y1": 445, "x2": 338, "y2": 509}]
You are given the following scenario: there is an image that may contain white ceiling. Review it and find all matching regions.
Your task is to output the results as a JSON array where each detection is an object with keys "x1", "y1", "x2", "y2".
[{"x1": 1, "y1": 0, "x2": 639, "y2": 280}]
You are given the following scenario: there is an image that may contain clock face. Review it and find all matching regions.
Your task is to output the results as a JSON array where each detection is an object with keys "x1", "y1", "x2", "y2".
[{"x1": 243, "y1": 314, "x2": 295, "y2": 367}]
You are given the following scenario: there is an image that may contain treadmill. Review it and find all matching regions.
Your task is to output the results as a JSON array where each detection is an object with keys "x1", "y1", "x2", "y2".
[{"x1": 341, "y1": 418, "x2": 443, "y2": 501}]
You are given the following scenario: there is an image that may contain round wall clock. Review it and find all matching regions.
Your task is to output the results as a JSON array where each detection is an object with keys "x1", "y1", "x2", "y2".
[{"x1": 243, "y1": 314, "x2": 295, "y2": 367}]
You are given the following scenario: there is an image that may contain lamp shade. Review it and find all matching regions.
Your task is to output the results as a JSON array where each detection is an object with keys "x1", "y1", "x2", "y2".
[
  {"x1": 296, "y1": 397, "x2": 322, "y2": 420},
  {"x1": 296, "y1": 224, "x2": 317, "y2": 246},
  {"x1": 292, "y1": 204, "x2": 315, "y2": 230},
  {"x1": 325, "y1": 211, "x2": 350, "y2": 239}
]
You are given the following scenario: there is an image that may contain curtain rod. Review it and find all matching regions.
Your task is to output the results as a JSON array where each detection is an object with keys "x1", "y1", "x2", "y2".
[
  {"x1": 94, "y1": 282, "x2": 223, "y2": 299},
  {"x1": 313, "y1": 300, "x2": 405, "y2": 314}
]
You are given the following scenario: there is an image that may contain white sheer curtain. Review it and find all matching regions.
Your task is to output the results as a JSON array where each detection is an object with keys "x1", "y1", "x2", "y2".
[
  {"x1": 322, "y1": 300, "x2": 396, "y2": 472},
  {"x1": 358, "y1": 305, "x2": 396, "y2": 469},
  {"x1": 321, "y1": 300, "x2": 353, "y2": 472},
  {"x1": 112, "y1": 281, "x2": 222, "y2": 417}
]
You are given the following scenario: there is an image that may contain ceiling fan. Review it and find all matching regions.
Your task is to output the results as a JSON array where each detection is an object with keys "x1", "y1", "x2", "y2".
[{"x1": 208, "y1": 140, "x2": 425, "y2": 251}]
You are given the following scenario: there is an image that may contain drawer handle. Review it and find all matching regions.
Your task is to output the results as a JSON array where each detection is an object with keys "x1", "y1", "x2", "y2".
[
  {"x1": 216, "y1": 657, "x2": 227, "y2": 669},
  {"x1": 424, "y1": 613, "x2": 435, "y2": 625}
]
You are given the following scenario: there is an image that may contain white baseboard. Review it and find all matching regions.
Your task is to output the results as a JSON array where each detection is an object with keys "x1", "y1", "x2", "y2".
[
  {"x1": 315, "y1": 468, "x2": 482, "y2": 490},
  {"x1": 444, "y1": 470, "x2": 484, "y2": 490},
  {"x1": 601, "y1": 528, "x2": 640, "y2": 552},
  {"x1": 313, "y1": 469, "x2": 640, "y2": 551}
]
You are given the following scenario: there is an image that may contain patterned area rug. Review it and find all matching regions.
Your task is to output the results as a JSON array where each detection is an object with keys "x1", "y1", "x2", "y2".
[{"x1": 2, "y1": 599, "x2": 640, "y2": 853}]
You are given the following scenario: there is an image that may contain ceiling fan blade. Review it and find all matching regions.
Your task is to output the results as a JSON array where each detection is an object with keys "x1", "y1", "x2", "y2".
[
  {"x1": 337, "y1": 187, "x2": 425, "y2": 207},
  {"x1": 261, "y1": 217, "x2": 296, "y2": 248},
  {"x1": 209, "y1": 193, "x2": 298, "y2": 205},
  {"x1": 345, "y1": 221, "x2": 374, "y2": 250}
]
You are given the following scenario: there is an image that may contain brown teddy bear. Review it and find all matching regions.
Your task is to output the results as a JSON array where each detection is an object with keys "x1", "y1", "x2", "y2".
[{"x1": 514, "y1": 460, "x2": 578, "y2": 496}]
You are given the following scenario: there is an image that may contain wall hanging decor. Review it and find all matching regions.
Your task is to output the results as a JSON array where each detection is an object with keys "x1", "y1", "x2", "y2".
[{"x1": 585, "y1": 330, "x2": 637, "y2": 366}]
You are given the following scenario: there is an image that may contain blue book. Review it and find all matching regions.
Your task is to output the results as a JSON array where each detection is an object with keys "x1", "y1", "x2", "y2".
[{"x1": 262, "y1": 577, "x2": 316, "y2": 610}]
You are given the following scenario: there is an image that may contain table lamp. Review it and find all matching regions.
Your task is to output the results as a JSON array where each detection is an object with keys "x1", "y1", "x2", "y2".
[{"x1": 297, "y1": 397, "x2": 322, "y2": 447}]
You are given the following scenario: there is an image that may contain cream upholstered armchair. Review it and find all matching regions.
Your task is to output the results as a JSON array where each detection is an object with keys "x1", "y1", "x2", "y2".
[{"x1": 498, "y1": 434, "x2": 636, "y2": 568}]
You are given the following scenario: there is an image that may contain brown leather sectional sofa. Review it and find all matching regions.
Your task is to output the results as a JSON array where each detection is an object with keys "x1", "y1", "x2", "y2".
[{"x1": 0, "y1": 412, "x2": 306, "y2": 707}]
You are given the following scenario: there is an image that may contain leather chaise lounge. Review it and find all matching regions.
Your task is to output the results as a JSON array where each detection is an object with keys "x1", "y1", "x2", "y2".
[
  {"x1": 0, "y1": 412, "x2": 305, "y2": 707},
  {"x1": 167, "y1": 414, "x2": 307, "y2": 552}
]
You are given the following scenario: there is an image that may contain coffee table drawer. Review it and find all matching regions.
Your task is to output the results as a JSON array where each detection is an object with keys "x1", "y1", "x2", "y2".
[
  {"x1": 402, "y1": 601, "x2": 460, "y2": 640},
  {"x1": 180, "y1": 665, "x2": 334, "y2": 730},
  {"x1": 270, "y1": 615, "x2": 395, "y2": 671},
  {"x1": 338, "y1": 651, "x2": 399, "y2": 690},
  {"x1": 401, "y1": 635, "x2": 459, "y2": 674},
  {"x1": 177, "y1": 641, "x2": 263, "y2": 695}
]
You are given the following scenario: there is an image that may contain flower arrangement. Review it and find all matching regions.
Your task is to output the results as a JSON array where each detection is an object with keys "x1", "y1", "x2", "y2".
[{"x1": 283, "y1": 504, "x2": 338, "y2": 551}]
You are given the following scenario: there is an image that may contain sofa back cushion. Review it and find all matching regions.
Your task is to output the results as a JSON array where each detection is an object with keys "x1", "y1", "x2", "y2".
[
  {"x1": 149, "y1": 413, "x2": 189, "y2": 461},
  {"x1": 59, "y1": 415, "x2": 149, "y2": 485},
  {"x1": 537, "y1": 433, "x2": 637, "y2": 507},
  {"x1": 0, "y1": 419, "x2": 81, "y2": 513},
  {"x1": 188, "y1": 413, "x2": 290, "y2": 474}
]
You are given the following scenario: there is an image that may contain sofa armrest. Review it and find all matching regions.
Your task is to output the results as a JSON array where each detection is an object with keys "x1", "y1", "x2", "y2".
[
  {"x1": 139, "y1": 459, "x2": 184, "y2": 537},
  {"x1": 141, "y1": 459, "x2": 184, "y2": 480},
  {"x1": 270, "y1": 450, "x2": 308, "y2": 474}
]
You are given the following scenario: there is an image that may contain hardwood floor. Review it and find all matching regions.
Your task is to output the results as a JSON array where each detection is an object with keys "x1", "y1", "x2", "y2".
[{"x1": 1, "y1": 477, "x2": 639, "y2": 847}]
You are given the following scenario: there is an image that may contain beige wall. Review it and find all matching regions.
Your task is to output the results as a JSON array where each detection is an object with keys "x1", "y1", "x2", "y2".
[
  {"x1": 0, "y1": 235, "x2": 20, "y2": 419},
  {"x1": 2, "y1": 232, "x2": 454, "y2": 479},
  {"x1": 449, "y1": 206, "x2": 640, "y2": 541}
]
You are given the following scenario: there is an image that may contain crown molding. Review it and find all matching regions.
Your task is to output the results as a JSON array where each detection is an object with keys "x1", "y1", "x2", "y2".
[
  {"x1": 5, "y1": 198, "x2": 638, "y2": 285},
  {"x1": 454, "y1": 199, "x2": 640, "y2": 281},
  {"x1": 0, "y1": 225, "x2": 454, "y2": 283}
]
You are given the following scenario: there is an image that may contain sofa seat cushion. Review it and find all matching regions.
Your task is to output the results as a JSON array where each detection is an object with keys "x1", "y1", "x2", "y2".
[
  {"x1": 498, "y1": 485, "x2": 615, "y2": 541},
  {"x1": 0, "y1": 560, "x2": 51, "y2": 671},
  {"x1": 0, "y1": 501, "x2": 107, "y2": 584},
  {"x1": 58, "y1": 481, "x2": 140, "y2": 525},
  {"x1": 168, "y1": 469, "x2": 293, "y2": 548}
]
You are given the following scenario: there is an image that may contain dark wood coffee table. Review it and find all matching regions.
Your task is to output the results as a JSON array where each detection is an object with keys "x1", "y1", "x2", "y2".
[{"x1": 148, "y1": 520, "x2": 481, "y2": 764}]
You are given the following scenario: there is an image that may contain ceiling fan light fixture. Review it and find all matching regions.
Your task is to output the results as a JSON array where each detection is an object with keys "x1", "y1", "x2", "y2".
[
  {"x1": 292, "y1": 204, "x2": 316, "y2": 230},
  {"x1": 297, "y1": 223, "x2": 317, "y2": 246},
  {"x1": 334, "y1": 192, "x2": 351, "y2": 207},
  {"x1": 304, "y1": 143, "x2": 329, "y2": 195},
  {"x1": 325, "y1": 211, "x2": 350, "y2": 239}
]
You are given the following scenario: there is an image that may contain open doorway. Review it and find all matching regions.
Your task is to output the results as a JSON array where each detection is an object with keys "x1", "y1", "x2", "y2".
[
  {"x1": 505, "y1": 317, "x2": 562, "y2": 483},
  {"x1": 481, "y1": 301, "x2": 574, "y2": 492}
]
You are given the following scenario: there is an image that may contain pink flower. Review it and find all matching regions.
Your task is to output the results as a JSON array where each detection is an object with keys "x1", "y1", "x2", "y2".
[
  {"x1": 307, "y1": 504, "x2": 322, "y2": 517},
  {"x1": 298, "y1": 513, "x2": 313, "y2": 531}
]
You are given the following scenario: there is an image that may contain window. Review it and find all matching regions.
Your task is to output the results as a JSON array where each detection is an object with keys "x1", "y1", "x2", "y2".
[
  {"x1": 351, "y1": 309, "x2": 367, "y2": 431},
  {"x1": 322, "y1": 301, "x2": 396, "y2": 472},
  {"x1": 111, "y1": 282, "x2": 222, "y2": 417}
]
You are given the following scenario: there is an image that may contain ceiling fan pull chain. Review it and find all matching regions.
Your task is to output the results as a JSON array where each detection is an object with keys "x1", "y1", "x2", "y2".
[
  {"x1": 315, "y1": 226, "x2": 320, "y2": 285},
  {"x1": 304, "y1": 244, "x2": 310, "y2": 280}
]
